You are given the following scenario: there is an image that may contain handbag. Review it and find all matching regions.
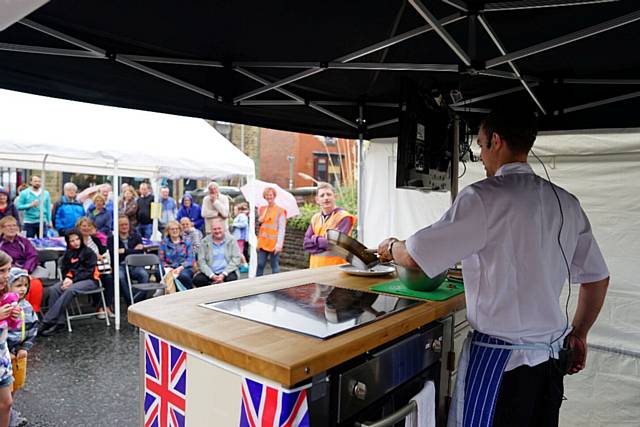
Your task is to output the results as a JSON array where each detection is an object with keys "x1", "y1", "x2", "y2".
[{"x1": 97, "y1": 252, "x2": 112, "y2": 274}]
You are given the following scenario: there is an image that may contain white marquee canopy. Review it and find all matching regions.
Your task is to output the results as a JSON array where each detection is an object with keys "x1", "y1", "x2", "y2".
[{"x1": 0, "y1": 88, "x2": 256, "y2": 329}]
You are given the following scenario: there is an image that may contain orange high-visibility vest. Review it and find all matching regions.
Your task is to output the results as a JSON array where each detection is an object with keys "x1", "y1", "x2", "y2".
[
  {"x1": 309, "y1": 209, "x2": 356, "y2": 268},
  {"x1": 257, "y1": 205, "x2": 287, "y2": 253}
]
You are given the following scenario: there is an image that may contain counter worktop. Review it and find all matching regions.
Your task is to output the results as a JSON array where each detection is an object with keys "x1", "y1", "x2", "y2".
[{"x1": 128, "y1": 266, "x2": 465, "y2": 387}]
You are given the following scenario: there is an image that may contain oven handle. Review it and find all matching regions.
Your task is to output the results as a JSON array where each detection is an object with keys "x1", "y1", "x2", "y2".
[{"x1": 353, "y1": 400, "x2": 417, "y2": 427}]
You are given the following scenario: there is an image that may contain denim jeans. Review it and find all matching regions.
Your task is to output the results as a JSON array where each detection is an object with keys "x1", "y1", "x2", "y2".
[
  {"x1": 24, "y1": 222, "x2": 47, "y2": 238},
  {"x1": 257, "y1": 249, "x2": 280, "y2": 276},
  {"x1": 137, "y1": 223, "x2": 153, "y2": 239}
]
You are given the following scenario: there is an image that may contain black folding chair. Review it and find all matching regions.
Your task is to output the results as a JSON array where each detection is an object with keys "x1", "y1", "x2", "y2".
[{"x1": 124, "y1": 254, "x2": 165, "y2": 305}]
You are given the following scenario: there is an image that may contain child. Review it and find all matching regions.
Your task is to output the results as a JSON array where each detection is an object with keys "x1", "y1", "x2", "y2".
[
  {"x1": 39, "y1": 229, "x2": 99, "y2": 337},
  {"x1": 232, "y1": 203, "x2": 250, "y2": 271},
  {"x1": 7, "y1": 268, "x2": 35, "y2": 427},
  {"x1": 0, "y1": 250, "x2": 20, "y2": 427}
]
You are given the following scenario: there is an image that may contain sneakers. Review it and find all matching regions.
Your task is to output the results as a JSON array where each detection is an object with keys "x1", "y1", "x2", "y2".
[
  {"x1": 96, "y1": 309, "x2": 106, "y2": 320},
  {"x1": 39, "y1": 322, "x2": 65, "y2": 337}
]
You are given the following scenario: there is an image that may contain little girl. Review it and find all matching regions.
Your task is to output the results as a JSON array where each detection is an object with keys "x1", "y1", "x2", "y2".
[{"x1": 0, "y1": 250, "x2": 20, "y2": 427}]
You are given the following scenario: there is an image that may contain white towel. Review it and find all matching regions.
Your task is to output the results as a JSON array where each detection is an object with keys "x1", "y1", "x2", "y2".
[{"x1": 406, "y1": 380, "x2": 436, "y2": 427}]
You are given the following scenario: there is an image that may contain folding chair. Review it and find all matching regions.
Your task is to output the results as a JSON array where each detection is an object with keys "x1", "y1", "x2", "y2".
[
  {"x1": 124, "y1": 254, "x2": 165, "y2": 305},
  {"x1": 37, "y1": 250, "x2": 64, "y2": 288},
  {"x1": 64, "y1": 275, "x2": 111, "y2": 332}
]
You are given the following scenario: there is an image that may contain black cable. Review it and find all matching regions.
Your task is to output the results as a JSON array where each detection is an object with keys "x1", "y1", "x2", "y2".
[
  {"x1": 458, "y1": 160, "x2": 467, "y2": 178},
  {"x1": 530, "y1": 150, "x2": 572, "y2": 348}
]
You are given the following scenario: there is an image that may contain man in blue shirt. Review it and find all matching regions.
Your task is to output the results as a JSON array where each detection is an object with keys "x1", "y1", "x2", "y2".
[{"x1": 194, "y1": 218, "x2": 241, "y2": 286}]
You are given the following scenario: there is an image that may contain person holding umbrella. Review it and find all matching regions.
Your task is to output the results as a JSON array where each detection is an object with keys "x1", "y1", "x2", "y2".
[{"x1": 256, "y1": 188, "x2": 287, "y2": 276}]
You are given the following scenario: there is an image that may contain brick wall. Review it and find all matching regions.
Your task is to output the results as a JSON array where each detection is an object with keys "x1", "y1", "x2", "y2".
[{"x1": 280, "y1": 226, "x2": 309, "y2": 269}]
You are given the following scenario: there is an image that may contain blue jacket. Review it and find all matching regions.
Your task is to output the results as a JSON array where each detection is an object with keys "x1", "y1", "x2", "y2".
[
  {"x1": 88, "y1": 207, "x2": 113, "y2": 234},
  {"x1": 176, "y1": 194, "x2": 204, "y2": 231},
  {"x1": 52, "y1": 196, "x2": 85, "y2": 232}
]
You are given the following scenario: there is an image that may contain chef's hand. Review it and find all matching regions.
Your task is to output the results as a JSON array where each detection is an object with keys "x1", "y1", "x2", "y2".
[
  {"x1": 377, "y1": 238, "x2": 399, "y2": 262},
  {"x1": 566, "y1": 333, "x2": 587, "y2": 375}
]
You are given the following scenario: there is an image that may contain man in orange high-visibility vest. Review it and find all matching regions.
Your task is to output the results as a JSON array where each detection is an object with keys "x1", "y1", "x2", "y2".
[
  {"x1": 256, "y1": 187, "x2": 287, "y2": 276},
  {"x1": 303, "y1": 182, "x2": 356, "y2": 268}
]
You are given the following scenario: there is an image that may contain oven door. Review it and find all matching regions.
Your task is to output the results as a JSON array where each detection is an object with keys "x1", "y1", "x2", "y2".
[
  {"x1": 348, "y1": 363, "x2": 440, "y2": 427},
  {"x1": 308, "y1": 322, "x2": 443, "y2": 426}
]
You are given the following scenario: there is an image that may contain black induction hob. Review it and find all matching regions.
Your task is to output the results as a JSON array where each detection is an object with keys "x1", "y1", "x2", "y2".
[{"x1": 199, "y1": 283, "x2": 422, "y2": 339}]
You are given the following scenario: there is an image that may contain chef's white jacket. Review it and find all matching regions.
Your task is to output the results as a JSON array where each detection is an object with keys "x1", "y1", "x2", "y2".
[{"x1": 406, "y1": 162, "x2": 609, "y2": 370}]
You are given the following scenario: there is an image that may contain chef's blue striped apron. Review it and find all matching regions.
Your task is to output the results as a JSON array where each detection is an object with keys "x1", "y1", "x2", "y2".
[{"x1": 448, "y1": 331, "x2": 555, "y2": 427}]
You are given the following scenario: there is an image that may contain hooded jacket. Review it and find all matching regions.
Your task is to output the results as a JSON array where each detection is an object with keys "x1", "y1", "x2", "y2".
[
  {"x1": 60, "y1": 230, "x2": 99, "y2": 283},
  {"x1": 52, "y1": 196, "x2": 85, "y2": 232},
  {"x1": 176, "y1": 194, "x2": 204, "y2": 230}
]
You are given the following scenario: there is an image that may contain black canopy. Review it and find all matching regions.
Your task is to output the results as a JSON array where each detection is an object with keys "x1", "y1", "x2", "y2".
[{"x1": 1, "y1": 0, "x2": 639, "y2": 138}]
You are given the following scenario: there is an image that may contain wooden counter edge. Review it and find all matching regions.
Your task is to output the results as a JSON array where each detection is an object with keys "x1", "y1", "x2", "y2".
[{"x1": 128, "y1": 293, "x2": 465, "y2": 387}]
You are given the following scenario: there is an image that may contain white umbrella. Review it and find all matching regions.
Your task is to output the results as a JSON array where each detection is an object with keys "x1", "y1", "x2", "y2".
[{"x1": 240, "y1": 180, "x2": 300, "y2": 219}]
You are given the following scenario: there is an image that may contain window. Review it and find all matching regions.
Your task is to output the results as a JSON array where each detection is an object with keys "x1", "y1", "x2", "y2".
[{"x1": 314, "y1": 156, "x2": 328, "y2": 183}]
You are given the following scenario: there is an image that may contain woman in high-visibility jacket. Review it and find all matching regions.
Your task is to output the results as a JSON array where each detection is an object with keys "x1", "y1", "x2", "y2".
[
  {"x1": 303, "y1": 182, "x2": 356, "y2": 268},
  {"x1": 256, "y1": 187, "x2": 287, "y2": 276}
]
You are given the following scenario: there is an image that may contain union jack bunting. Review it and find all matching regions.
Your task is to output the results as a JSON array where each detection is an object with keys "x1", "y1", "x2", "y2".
[
  {"x1": 144, "y1": 334, "x2": 187, "y2": 427},
  {"x1": 240, "y1": 377, "x2": 310, "y2": 427}
]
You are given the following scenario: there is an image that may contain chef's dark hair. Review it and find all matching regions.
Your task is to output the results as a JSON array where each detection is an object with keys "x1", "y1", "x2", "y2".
[{"x1": 481, "y1": 109, "x2": 538, "y2": 154}]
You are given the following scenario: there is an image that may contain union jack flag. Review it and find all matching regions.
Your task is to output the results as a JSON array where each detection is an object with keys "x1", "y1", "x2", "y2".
[
  {"x1": 240, "y1": 377, "x2": 310, "y2": 427},
  {"x1": 144, "y1": 334, "x2": 187, "y2": 427}
]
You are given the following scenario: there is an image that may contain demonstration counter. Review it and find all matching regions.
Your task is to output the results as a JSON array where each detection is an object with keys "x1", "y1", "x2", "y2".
[{"x1": 128, "y1": 265, "x2": 465, "y2": 426}]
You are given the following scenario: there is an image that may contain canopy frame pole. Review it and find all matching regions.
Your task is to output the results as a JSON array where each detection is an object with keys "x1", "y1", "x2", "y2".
[
  {"x1": 356, "y1": 105, "x2": 366, "y2": 241},
  {"x1": 152, "y1": 177, "x2": 161, "y2": 241},
  {"x1": 247, "y1": 175, "x2": 258, "y2": 278},
  {"x1": 557, "y1": 90, "x2": 640, "y2": 114},
  {"x1": 368, "y1": 118, "x2": 399, "y2": 131},
  {"x1": 451, "y1": 116, "x2": 460, "y2": 203},
  {"x1": 485, "y1": 10, "x2": 640, "y2": 68},
  {"x1": 477, "y1": 15, "x2": 547, "y2": 114},
  {"x1": 38, "y1": 154, "x2": 48, "y2": 239},
  {"x1": 482, "y1": 0, "x2": 620, "y2": 13},
  {"x1": 233, "y1": 12, "x2": 464, "y2": 102},
  {"x1": 19, "y1": 19, "x2": 223, "y2": 103},
  {"x1": 113, "y1": 161, "x2": 121, "y2": 330},
  {"x1": 451, "y1": 83, "x2": 539, "y2": 107},
  {"x1": 408, "y1": 0, "x2": 472, "y2": 66},
  {"x1": 234, "y1": 67, "x2": 358, "y2": 128},
  {"x1": 442, "y1": 0, "x2": 469, "y2": 12}
]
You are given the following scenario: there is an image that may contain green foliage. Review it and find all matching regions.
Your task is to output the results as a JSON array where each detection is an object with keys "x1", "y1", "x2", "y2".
[
  {"x1": 287, "y1": 203, "x2": 318, "y2": 231},
  {"x1": 287, "y1": 186, "x2": 358, "y2": 233}
]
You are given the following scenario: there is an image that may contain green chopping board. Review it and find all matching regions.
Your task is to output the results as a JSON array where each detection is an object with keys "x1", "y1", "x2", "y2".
[{"x1": 370, "y1": 279, "x2": 464, "y2": 301}]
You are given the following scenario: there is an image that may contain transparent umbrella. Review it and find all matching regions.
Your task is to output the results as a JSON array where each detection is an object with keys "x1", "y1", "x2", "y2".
[{"x1": 240, "y1": 180, "x2": 300, "y2": 218}]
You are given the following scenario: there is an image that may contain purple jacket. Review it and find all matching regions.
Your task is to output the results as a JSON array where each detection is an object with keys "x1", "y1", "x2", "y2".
[
  {"x1": 303, "y1": 208, "x2": 353, "y2": 255},
  {"x1": 0, "y1": 235, "x2": 38, "y2": 273}
]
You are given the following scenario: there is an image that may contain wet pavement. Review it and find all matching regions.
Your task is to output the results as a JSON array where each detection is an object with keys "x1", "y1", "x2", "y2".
[{"x1": 15, "y1": 311, "x2": 139, "y2": 427}]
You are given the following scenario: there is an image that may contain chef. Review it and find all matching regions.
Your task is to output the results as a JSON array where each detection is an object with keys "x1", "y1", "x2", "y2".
[{"x1": 378, "y1": 109, "x2": 609, "y2": 427}]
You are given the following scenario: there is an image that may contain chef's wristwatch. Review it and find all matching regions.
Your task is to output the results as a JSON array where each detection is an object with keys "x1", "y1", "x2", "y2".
[{"x1": 388, "y1": 238, "x2": 399, "y2": 260}]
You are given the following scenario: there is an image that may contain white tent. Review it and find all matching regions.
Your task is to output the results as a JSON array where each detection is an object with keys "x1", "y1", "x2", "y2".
[
  {"x1": 0, "y1": 88, "x2": 256, "y2": 329},
  {"x1": 363, "y1": 131, "x2": 640, "y2": 425}
]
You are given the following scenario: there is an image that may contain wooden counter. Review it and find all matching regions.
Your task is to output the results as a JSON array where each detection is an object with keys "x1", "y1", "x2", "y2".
[{"x1": 128, "y1": 266, "x2": 465, "y2": 388}]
